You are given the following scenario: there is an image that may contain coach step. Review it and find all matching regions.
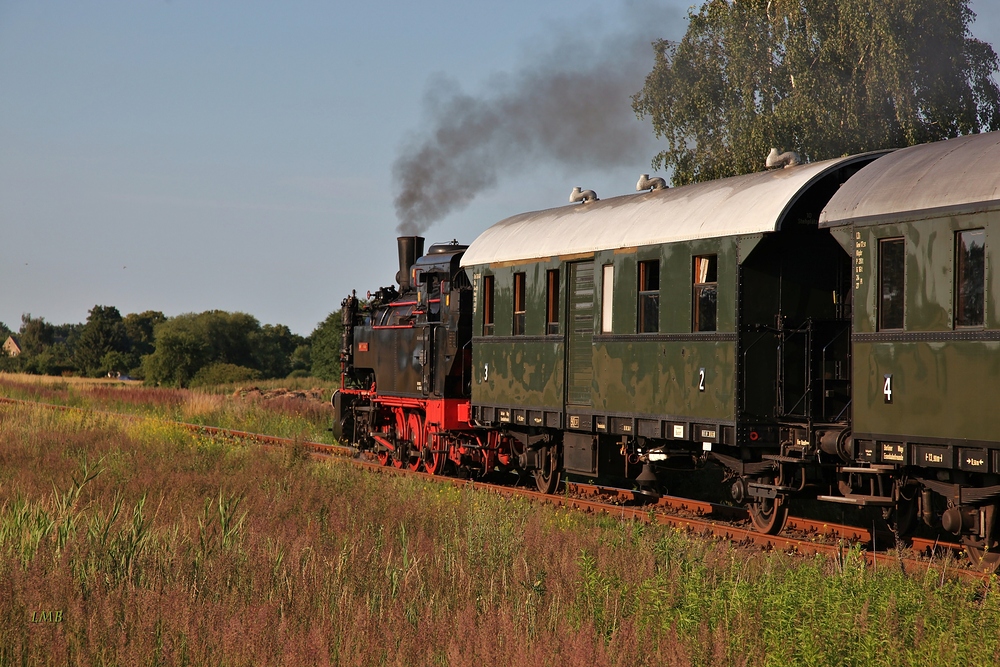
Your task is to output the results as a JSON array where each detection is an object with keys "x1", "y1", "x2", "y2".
[{"x1": 816, "y1": 494, "x2": 895, "y2": 507}]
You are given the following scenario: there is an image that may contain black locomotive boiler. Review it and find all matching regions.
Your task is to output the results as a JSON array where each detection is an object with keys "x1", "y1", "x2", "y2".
[{"x1": 335, "y1": 131, "x2": 1000, "y2": 571}]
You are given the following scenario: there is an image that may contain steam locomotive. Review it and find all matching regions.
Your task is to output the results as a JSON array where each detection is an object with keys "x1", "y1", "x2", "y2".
[{"x1": 334, "y1": 131, "x2": 1000, "y2": 570}]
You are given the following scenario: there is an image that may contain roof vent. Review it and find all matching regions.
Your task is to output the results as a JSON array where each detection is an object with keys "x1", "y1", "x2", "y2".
[
  {"x1": 569, "y1": 187, "x2": 599, "y2": 204},
  {"x1": 636, "y1": 174, "x2": 667, "y2": 191},
  {"x1": 766, "y1": 148, "x2": 801, "y2": 169}
]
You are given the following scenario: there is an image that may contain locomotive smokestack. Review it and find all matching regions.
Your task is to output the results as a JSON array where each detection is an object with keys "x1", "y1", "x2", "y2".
[{"x1": 396, "y1": 236, "x2": 425, "y2": 291}]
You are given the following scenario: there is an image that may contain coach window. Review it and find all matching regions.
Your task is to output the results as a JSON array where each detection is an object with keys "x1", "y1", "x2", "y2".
[
  {"x1": 546, "y1": 269, "x2": 560, "y2": 335},
  {"x1": 878, "y1": 238, "x2": 905, "y2": 331},
  {"x1": 956, "y1": 229, "x2": 986, "y2": 328},
  {"x1": 513, "y1": 273, "x2": 526, "y2": 336},
  {"x1": 638, "y1": 260, "x2": 660, "y2": 333},
  {"x1": 482, "y1": 275, "x2": 495, "y2": 335},
  {"x1": 693, "y1": 255, "x2": 718, "y2": 332},
  {"x1": 602, "y1": 265, "x2": 614, "y2": 333}
]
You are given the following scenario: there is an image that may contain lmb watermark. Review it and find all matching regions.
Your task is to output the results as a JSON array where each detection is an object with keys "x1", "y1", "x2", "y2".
[{"x1": 30, "y1": 611, "x2": 64, "y2": 623}]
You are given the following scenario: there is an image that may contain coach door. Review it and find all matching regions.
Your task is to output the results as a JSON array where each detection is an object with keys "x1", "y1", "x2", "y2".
[{"x1": 565, "y1": 261, "x2": 595, "y2": 408}]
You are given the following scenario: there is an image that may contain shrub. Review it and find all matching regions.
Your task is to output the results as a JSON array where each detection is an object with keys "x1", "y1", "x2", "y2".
[{"x1": 189, "y1": 363, "x2": 261, "y2": 388}]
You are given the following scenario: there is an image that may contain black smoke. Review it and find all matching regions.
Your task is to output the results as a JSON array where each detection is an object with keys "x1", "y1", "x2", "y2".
[{"x1": 392, "y1": 3, "x2": 680, "y2": 235}]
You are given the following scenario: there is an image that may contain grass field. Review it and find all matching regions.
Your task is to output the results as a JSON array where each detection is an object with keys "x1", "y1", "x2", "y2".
[
  {"x1": 0, "y1": 373, "x2": 336, "y2": 443},
  {"x1": 2, "y1": 398, "x2": 1000, "y2": 666}
]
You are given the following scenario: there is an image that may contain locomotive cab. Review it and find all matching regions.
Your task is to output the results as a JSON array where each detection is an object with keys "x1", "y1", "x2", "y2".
[
  {"x1": 410, "y1": 241, "x2": 473, "y2": 397},
  {"x1": 335, "y1": 236, "x2": 483, "y2": 475}
]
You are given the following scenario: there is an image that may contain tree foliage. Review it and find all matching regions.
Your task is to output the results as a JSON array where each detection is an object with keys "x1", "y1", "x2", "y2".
[
  {"x1": 18, "y1": 314, "x2": 55, "y2": 354},
  {"x1": 124, "y1": 311, "x2": 167, "y2": 358},
  {"x1": 75, "y1": 305, "x2": 129, "y2": 377},
  {"x1": 309, "y1": 310, "x2": 343, "y2": 382},
  {"x1": 632, "y1": 0, "x2": 1000, "y2": 184},
  {"x1": 250, "y1": 324, "x2": 305, "y2": 380}
]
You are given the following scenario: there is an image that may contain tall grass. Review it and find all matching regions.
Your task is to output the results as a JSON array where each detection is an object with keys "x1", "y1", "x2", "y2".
[
  {"x1": 0, "y1": 373, "x2": 334, "y2": 443},
  {"x1": 1, "y1": 401, "x2": 999, "y2": 665}
]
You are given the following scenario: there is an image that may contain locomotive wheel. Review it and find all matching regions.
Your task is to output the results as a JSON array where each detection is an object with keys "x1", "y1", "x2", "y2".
[
  {"x1": 423, "y1": 434, "x2": 446, "y2": 475},
  {"x1": 533, "y1": 444, "x2": 561, "y2": 495},
  {"x1": 391, "y1": 448, "x2": 407, "y2": 469},
  {"x1": 376, "y1": 447, "x2": 392, "y2": 466},
  {"x1": 389, "y1": 409, "x2": 417, "y2": 470},
  {"x1": 405, "y1": 412, "x2": 425, "y2": 473}
]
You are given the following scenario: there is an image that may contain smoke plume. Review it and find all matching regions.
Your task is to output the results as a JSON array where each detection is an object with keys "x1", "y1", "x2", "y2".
[{"x1": 393, "y1": 3, "x2": 678, "y2": 235}]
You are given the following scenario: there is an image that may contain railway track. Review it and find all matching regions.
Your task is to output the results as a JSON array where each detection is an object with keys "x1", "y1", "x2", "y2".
[{"x1": 0, "y1": 395, "x2": 977, "y2": 579}]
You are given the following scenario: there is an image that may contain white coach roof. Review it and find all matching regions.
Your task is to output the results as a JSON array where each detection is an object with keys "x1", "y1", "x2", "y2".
[
  {"x1": 461, "y1": 154, "x2": 874, "y2": 267},
  {"x1": 820, "y1": 131, "x2": 1000, "y2": 227}
]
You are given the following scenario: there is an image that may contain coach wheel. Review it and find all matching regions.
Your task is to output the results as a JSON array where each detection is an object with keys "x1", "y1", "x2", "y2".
[
  {"x1": 961, "y1": 504, "x2": 1000, "y2": 573},
  {"x1": 533, "y1": 444, "x2": 561, "y2": 495},
  {"x1": 962, "y1": 536, "x2": 1000, "y2": 573},
  {"x1": 961, "y1": 534, "x2": 1000, "y2": 572},
  {"x1": 749, "y1": 495, "x2": 788, "y2": 535},
  {"x1": 747, "y1": 476, "x2": 788, "y2": 535},
  {"x1": 882, "y1": 483, "x2": 919, "y2": 538}
]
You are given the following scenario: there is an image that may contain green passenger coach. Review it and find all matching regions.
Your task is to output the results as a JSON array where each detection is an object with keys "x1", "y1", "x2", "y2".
[
  {"x1": 820, "y1": 133, "x2": 1000, "y2": 567},
  {"x1": 460, "y1": 153, "x2": 882, "y2": 531}
]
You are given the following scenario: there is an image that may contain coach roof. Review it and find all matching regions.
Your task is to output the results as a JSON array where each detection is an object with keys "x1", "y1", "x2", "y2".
[
  {"x1": 820, "y1": 131, "x2": 1000, "y2": 228},
  {"x1": 461, "y1": 153, "x2": 878, "y2": 267}
]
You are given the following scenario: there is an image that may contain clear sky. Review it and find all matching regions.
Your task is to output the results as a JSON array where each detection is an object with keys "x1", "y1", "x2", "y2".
[{"x1": 1, "y1": 1, "x2": 998, "y2": 335}]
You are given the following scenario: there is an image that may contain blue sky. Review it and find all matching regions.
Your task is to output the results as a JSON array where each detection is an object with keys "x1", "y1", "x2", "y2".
[{"x1": 1, "y1": 1, "x2": 998, "y2": 335}]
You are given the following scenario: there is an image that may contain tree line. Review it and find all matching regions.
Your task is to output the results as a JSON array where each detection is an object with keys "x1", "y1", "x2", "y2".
[{"x1": 0, "y1": 306, "x2": 343, "y2": 387}]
